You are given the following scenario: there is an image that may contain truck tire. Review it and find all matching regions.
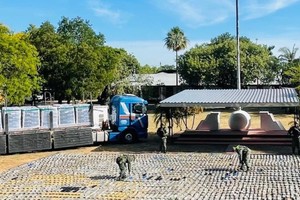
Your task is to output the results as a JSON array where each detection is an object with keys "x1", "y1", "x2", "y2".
[{"x1": 121, "y1": 131, "x2": 137, "y2": 144}]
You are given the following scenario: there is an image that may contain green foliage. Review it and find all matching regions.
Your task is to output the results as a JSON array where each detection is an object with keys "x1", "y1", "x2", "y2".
[
  {"x1": 139, "y1": 64, "x2": 158, "y2": 74},
  {"x1": 164, "y1": 26, "x2": 189, "y2": 52},
  {"x1": 27, "y1": 17, "x2": 121, "y2": 102},
  {"x1": 164, "y1": 26, "x2": 189, "y2": 87},
  {"x1": 27, "y1": 17, "x2": 145, "y2": 103},
  {"x1": 107, "y1": 49, "x2": 141, "y2": 96},
  {"x1": 284, "y1": 65, "x2": 300, "y2": 92},
  {"x1": 278, "y1": 44, "x2": 300, "y2": 86},
  {"x1": 157, "y1": 64, "x2": 175, "y2": 72},
  {"x1": 178, "y1": 33, "x2": 275, "y2": 88},
  {"x1": 0, "y1": 24, "x2": 41, "y2": 105}
]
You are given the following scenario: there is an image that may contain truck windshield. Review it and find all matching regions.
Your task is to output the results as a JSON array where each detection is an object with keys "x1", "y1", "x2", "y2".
[{"x1": 132, "y1": 103, "x2": 147, "y2": 114}]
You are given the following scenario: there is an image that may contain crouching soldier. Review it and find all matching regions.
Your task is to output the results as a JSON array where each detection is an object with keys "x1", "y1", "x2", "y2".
[
  {"x1": 116, "y1": 154, "x2": 135, "y2": 181},
  {"x1": 156, "y1": 125, "x2": 168, "y2": 153},
  {"x1": 233, "y1": 145, "x2": 251, "y2": 172},
  {"x1": 288, "y1": 121, "x2": 300, "y2": 155}
]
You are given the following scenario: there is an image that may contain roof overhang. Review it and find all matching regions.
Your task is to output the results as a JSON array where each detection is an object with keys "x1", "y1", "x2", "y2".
[{"x1": 159, "y1": 88, "x2": 299, "y2": 108}]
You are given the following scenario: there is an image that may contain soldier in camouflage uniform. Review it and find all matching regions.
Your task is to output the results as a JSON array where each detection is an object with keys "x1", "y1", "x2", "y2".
[
  {"x1": 156, "y1": 125, "x2": 168, "y2": 153},
  {"x1": 233, "y1": 145, "x2": 251, "y2": 171},
  {"x1": 116, "y1": 154, "x2": 135, "y2": 181},
  {"x1": 287, "y1": 121, "x2": 300, "y2": 155}
]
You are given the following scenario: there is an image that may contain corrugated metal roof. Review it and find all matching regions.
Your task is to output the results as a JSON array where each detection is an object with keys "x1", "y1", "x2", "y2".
[{"x1": 159, "y1": 88, "x2": 299, "y2": 108}]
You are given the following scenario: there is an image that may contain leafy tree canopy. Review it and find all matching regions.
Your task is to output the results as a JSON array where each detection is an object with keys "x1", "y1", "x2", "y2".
[
  {"x1": 139, "y1": 64, "x2": 158, "y2": 74},
  {"x1": 178, "y1": 33, "x2": 276, "y2": 88},
  {"x1": 0, "y1": 24, "x2": 41, "y2": 105},
  {"x1": 27, "y1": 17, "x2": 123, "y2": 102}
]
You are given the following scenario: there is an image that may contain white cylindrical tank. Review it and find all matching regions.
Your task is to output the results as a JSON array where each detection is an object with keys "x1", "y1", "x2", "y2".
[{"x1": 229, "y1": 110, "x2": 251, "y2": 130}]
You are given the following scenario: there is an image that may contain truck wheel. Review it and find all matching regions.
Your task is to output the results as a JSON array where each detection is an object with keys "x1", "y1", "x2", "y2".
[{"x1": 122, "y1": 131, "x2": 136, "y2": 144}]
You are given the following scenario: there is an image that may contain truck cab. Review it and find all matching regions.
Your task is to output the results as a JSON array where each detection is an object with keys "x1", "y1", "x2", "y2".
[{"x1": 109, "y1": 94, "x2": 148, "y2": 143}]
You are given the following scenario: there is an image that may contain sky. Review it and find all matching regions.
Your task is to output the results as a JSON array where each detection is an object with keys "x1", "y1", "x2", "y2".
[{"x1": 1, "y1": 0, "x2": 300, "y2": 66}]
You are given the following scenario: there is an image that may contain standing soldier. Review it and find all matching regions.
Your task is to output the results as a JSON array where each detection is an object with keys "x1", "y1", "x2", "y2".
[
  {"x1": 116, "y1": 154, "x2": 135, "y2": 181},
  {"x1": 156, "y1": 125, "x2": 168, "y2": 153},
  {"x1": 287, "y1": 121, "x2": 300, "y2": 155},
  {"x1": 233, "y1": 145, "x2": 251, "y2": 171}
]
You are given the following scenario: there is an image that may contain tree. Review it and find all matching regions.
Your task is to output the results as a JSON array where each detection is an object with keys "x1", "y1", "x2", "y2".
[
  {"x1": 157, "y1": 64, "x2": 175, "y2": 72},
  {"x1": 28, "y1": 17, "x2": 145, "y2": 103},
  {"x1": 278, "y1": 44, "x2": 300, "y2": 85},
  {"x1": 278, "y1": 44, "x2": 299, "y2": 64},
  {"x1": 28, "y1": 17, "x2": 112, "y2": 103},
  {"x1": 139, "y1": 64, "x2": 158, "y2": 74},
  {"x1": 164, "y1": 26, "x2": 189, "y2": 88},
  {"x1": 178, "y1": 33, "x2": 276, "y2": 88},
  {"x1": 178, "y1": 44, "x2": 217, "y2": 87},
  {"x1": 285, "y1": 65, "x2": 300, "y2": 92},
  {"x1": 0, "y1": 24, "x2": 41, "y2": 105}
]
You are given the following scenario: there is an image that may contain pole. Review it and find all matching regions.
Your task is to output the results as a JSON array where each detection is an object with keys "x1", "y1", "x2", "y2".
[
  {"x1": 175, "y1": 50, "x2": 178, "y2": 91},
  {"x1": 236, "y1": 0, "x2": 241, "y2": 90}
]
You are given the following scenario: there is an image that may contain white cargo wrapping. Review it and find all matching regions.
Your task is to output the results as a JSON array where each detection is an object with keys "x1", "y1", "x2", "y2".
[
  {"x1": 74, "y1": 104, "x2": 92, "y2": 126},
  {"x1": 2, "y1": 107, "x2": 22, "y2": 131},
  {"x1": 92, "y1": 105, "x2": 109, "y2": 128},
  {"x1": 21, "y1": 106, "x2": 40, "y2": 129},
  {"x1": 38, "y1": 106, "x2": 58, "y2": 129},
  {"x1": 54, "y1": 104, "x2": 76, "y2": 127}
]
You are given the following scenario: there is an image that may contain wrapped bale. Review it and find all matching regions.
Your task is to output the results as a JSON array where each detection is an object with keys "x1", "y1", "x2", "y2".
[
  {"x1": 7, "y1": 130, "x2": 51, "y2": 153},
  {"x1": 92, "y1": 105, "x2": 109, "y2": 128},
  {"x1": 38, "y1": 106, "x2": 58, "y2": 129},
  {"x1": 21, "y1": 106, "x2": 40, "y2": 129},
  {"x1": 53, "y1": 127, "x2": 93, "y2": 149},
  {"x1": 54, "y1": 104, "x2": 76, "y2": 127},
  {"x1": 74, "y1": 104, "x2": 92, "y2": 126},
  {"x1": 2, "y1": 107, "x2": 21, "y2": 131}
]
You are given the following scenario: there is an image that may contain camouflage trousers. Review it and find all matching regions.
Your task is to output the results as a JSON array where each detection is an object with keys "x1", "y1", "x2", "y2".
[
  {"x1": 159, "y1": 137, "x2": 167, "y2": 153},
  {"x1": 240, "y1": 152, "x2": 251, "y2": 171},
  {"x1": 117, "y1": 163, "x2": 127, "y2": 180}
]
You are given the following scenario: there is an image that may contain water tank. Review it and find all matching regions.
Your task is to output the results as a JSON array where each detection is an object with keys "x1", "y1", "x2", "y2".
[{"x1": 229, "y1": 110, "x2": 251, "y2": 130}]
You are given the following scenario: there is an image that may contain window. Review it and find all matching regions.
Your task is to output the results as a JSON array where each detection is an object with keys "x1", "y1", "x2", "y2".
[{"x1": 132, "y1": 103, "x2": 147, "y2": 114}]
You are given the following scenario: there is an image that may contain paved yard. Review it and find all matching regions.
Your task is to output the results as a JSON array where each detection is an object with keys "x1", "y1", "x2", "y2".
[{"x1": 0, "y1": 151, "x2": 299, "y2": 200}]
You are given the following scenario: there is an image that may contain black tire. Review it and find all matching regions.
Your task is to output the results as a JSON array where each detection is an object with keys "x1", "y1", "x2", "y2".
[{"x1": 121, "y1": 131, "x2": 137, "y2": 144}]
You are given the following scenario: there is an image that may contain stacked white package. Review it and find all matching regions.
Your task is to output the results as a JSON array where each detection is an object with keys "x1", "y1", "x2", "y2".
[
  {"x1": 38, "y1": 105, "x2": 58, "y2": 129},
  {"x1": 21, "y1": 106, "x2": 40, "y2": 129},
  {"x1": 2, "y1": 107, "x2": 22, "y2": 131},
  {"x1": 74, "y1": 104, "x2": 92, "y2": 126}
]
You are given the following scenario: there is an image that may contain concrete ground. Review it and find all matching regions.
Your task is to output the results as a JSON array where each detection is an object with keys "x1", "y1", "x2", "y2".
[{"x1": 0, "y1": 146, "x2": 299, "y2": 200}]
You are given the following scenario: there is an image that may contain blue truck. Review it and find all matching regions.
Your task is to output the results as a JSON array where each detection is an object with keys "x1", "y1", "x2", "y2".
[
  {"x1": 0, "y1": 94, "x2": 149, "y2": 154},
  {"x1": 107, "y1": 94, "x2": 148, "y2": 143}
]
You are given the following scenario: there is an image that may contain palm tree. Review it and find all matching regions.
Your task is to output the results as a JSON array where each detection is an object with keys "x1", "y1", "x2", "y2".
[
  {"x1": 164, "y1": 26, "x2": 189, "y2": 88},
  {"x1": 278, "y1": 44, "x2": 300, "y2": 85},
  {"x1": 278, "y1": 44, "x2": 299, "y2": 64}
]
